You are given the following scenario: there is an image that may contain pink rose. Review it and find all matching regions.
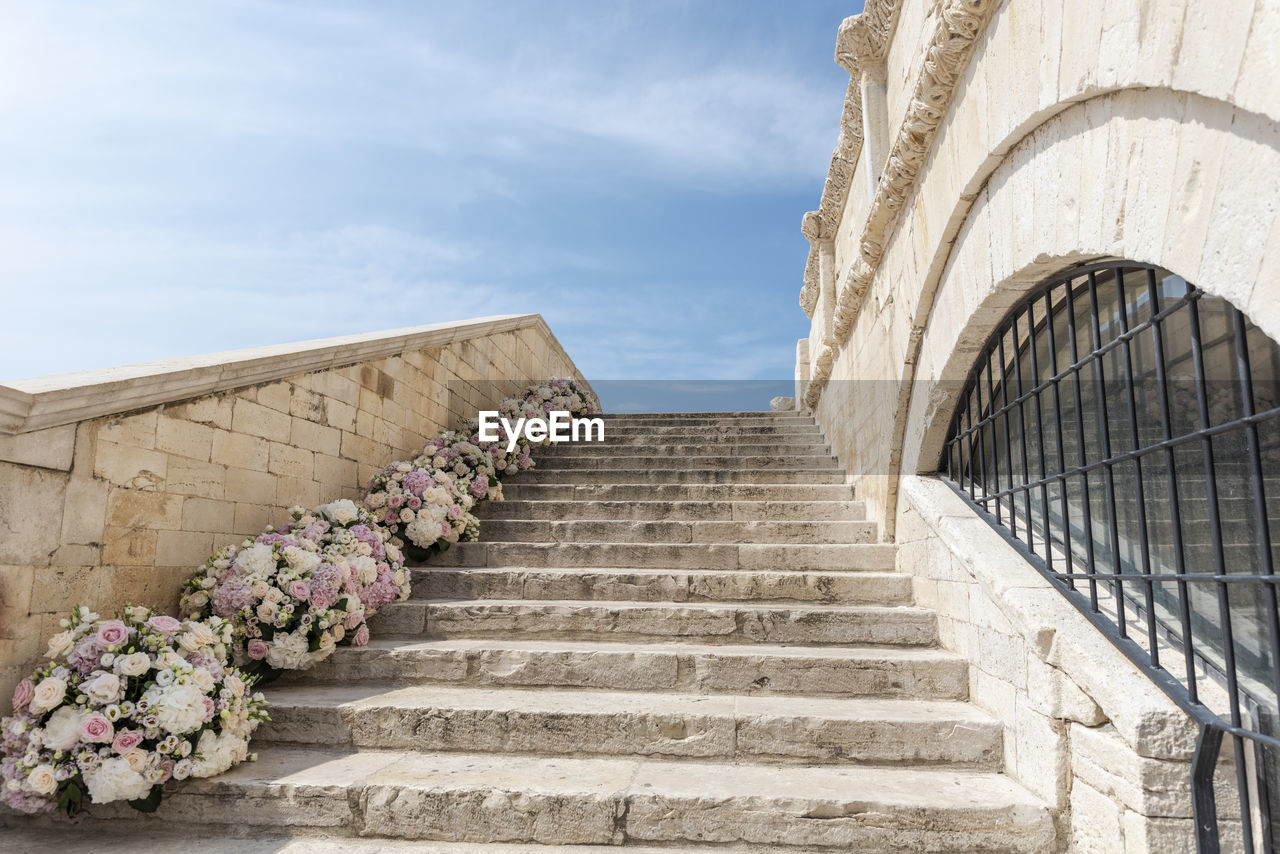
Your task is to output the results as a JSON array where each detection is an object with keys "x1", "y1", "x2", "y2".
[
  {"x1": 310, "y1": 593, "x2": 332, "y2": 610},
  {"x1": 96, "y1": 620, "x2": 129, "y2": 647},
  {"x1": 447, "y1": 504, "x2": 463, "y2": 521},
  {"x1": 202, "y1": 697, "x2": 216, "y2": 722},
  {"x1": 112, "y1": 728, "x2": 144, "y2": 754},
  {"x1": 147, "y1": 615, "x2": 182, "y2": 634},
  {"x1": 246, "y1": 639, "x2": 269, "y2": 660},
  {"x1": 353, "y1": 624, "x2": 370, "y2": 646},
  {"x1": 11, "y1": 678, "x2": 32, "y2": 711},
  {"x1": 407, "y1": 496, "x2": 421, "y2": 510},
  {"x1": 439, "y1": 521, "x2": 451, "y2": 537},
  {"x1": 80, "y1": 711, "x2": 114, "y2": 743},
  {"x1": 288, "y1": 581, "x2": 311, "y2": 600},
  {"x1": 345, "y1": 611, "x2": 362, "y2": 630}
]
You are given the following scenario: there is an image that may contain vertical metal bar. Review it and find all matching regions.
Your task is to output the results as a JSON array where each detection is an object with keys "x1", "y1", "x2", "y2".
[
  {"x1": 1116, "y1": 271, "x2": 1160, "y2": 666},
  {"x1": 997, "y1": 334, "x2": 1019, "y2": 539},
  {"x1": 1087, "y1": 271, "x2": 1126, "y2": 637},
  {"x1": 1066, "y1": 278, "x2": 1100, "y2": 611},
  {"x1": 1188, "y1": 285, "x2": 1255, "y2": 854},
  {"x1": 975, "y1": 371, "x2": 989, "y2": 509},
  {"x1": 1027, "y1": 302, "x2": 1059, "y2": 582},
  {"x1": 1010, "y1": 316, "x2": 1035, "y2": 552},
  {"x1": 1194, "y1": 724, "x2": 1225, "y2": 854},
  {"x1": 964, "y1": 393, "x2": 976, "y2": 501},
  {"x1": 1231, "y1": 306, "x2": 1280, "y2": 711},
  {"x1": 1046, "y1": 288, "x2": 1076, "y2": 592},
  {"x1": 1147, "y1": 269, "x2": 1199, "y2": 704},
  {"x1": 984, "y1": 354, "x2": 1003, "y2": 524}
]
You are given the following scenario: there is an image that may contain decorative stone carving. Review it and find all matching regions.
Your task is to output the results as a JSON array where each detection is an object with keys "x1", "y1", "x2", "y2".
[
  {"x1": 804, "y1": 0, "x2": 998, "y2": 408},
  {"x1": 769, "y1": 396, "x2": 796, "y2": 412}
]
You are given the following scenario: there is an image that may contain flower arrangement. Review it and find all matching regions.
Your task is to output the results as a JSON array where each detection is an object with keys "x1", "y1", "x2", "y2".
[
  {"x1": 364, "y1": 378, "x2": 600, "y2": 557},
  {"x1": 1, "y1": 606, "x2": 267, "y2": 816},
  {"x1": 179, "y1": 499, "x2": 407, "y2": 680}
]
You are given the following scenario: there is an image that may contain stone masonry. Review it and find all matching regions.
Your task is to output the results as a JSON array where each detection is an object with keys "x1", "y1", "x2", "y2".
[{"x1": 2, "y1": 411, "x2": 1060, "y2": 851}]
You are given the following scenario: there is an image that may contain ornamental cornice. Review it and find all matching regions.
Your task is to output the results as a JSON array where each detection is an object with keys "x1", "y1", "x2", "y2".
[
  {"x1": 799, "y1": 1, "x2": 900, "y2": 318},
  {"x1": 805, "y1": 0, "x2": 999, "y2": 406}
]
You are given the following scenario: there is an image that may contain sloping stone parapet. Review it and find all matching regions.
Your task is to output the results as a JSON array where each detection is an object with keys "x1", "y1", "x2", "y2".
[{"x1": 0, "y1": 313, "x2": 590, "y2": 705}]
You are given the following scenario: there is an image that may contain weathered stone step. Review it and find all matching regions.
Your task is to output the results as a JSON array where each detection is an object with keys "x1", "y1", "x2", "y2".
[
  {"x1": 260, "y1": 685, "x2": 1004, "y2": 769},
  {"x1": 302, "y1": 638, "x2": 972, "y2": 699},
  {"x1": 589, "y1": 432, "x2": 826, "y2": 446},
  {"x1": 597, "y1": 411, "x2": 808, "y2": 418},
  {"x1": 516, "y1": 468, "x2": 847, "y2": 484},
  {"x1": 588, "y1": 424, "x2": 825, "y2": 438},
  {"x1": 413, "y1": 567, "x2": 912, "y2": 605},
  {"x1": 531, "y1": 454, "x2": 839, "y2": 471},
  {"x1": 0, "y1": 830, "x2": 817, "y2": 854},
  {"x1": 375, "y1": 600, "x2": 938, "y2": 646},
  {"x1": 537, "y1": 441, "x2": 832, "y2": 456},
  {"x1": 597, "y1": 412, "x2": 813, "y2": 424},
  {"x1": 70, "y1": 748, "x2": 1052, "y2": 849},
  {"x1": 501, "y1": 483, "x2": 857, "y2": 502},
  {"x1": 476, "y1": 498, "x2": 866, "y2": 522},
  {"x1": 477, "y1": 519, "x2": 877, "y2": 545},
  {"x1": 423, "y1": 541, "x2": 897, "y2": 571}
]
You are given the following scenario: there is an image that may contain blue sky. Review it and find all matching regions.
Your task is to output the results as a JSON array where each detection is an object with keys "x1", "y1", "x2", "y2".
[{"x1": 0, "y1": 1, "x2": 859, "y2": 408}]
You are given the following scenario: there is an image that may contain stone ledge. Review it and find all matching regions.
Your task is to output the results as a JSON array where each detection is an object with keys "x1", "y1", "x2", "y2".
[
  {"x1": 0, "y1": 314, "x2": 584, "y2": 434},
  {"x1": 899, "y1": 475, "x2": 1197, "y2": 760}
]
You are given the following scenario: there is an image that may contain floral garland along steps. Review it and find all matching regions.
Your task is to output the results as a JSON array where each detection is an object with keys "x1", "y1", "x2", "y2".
[{"x1": 1, "y1": 378, "x2": 599, "y2": 817}]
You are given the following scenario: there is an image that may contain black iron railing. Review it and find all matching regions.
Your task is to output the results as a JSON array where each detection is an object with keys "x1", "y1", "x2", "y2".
[{"x1": 942, "y1": 260, "x2": 1280, "y2": 853}]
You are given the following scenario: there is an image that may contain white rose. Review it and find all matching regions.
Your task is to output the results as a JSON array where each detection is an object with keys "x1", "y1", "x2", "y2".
[
  {"x1": 323, "y1": 499, "x2": 359, "y2": 525},
  {"x1": 25, "y1": 764, "x2": 57, "y2": 795},
  {"x1": 352, "y1": 556, "x2": 378, "y2": 586},
  {"x1": 186, "y1": 591, "x2": 209, "y2": 611},
  {"x1": 183, "y1": 621, "x2": 215, "y2": 646},
  {"x1": 84, "y1": 672, "x2": 123, "y2": 705},
  {"x1": 250, "y1": 580, "x2": 270, "y2": 598},
  {"x1": 83, "y1": 756, "x2": 152, "y2": 804},
  {"x1": 256, "y1": 602, "x2": 279, "y2": 623},
  {"x1": 122, "y1": 749, "x2": 148, "y2": 773},
  {"x1": 45, "y1": 632, "x2": 75, "y2": 660},
  {"x1": 364, "y1": 492, "x2": 387, "y2": 509},
  {"x1": 29, "y1": 676, "x2": 67, "y2": 714},
  {"x1": 224, "y1": 673, "x2": 245, "y2": 696},
  {"x1": 41, "y1": 706, "x2": 82, "y2": 751},
  {"x1": 398, "y1": 508, "x2": 415, "y2": 524},
  {"x1": 115, "y1": 652, "x2": 151, "y2": 677},
  {"x1": 191, "y1": 667, "x2": 215, "y2": 693}
]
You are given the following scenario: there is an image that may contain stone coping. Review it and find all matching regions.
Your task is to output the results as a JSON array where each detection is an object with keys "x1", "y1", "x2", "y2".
[
  {"x1": 0, "y1": 313, "x2": 587, "y2": 434},
  {"x1": 901, "y1": 475, "x2": 1197, "y2": 760}
]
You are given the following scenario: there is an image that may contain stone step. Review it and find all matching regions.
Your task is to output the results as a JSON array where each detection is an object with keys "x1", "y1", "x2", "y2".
[
  {"x1": 0, "y1": 830, "x2": 826, "y2": 854},
  {"x1": 301, "y1": 638, "x2": 972, "y2": 699},
  {"x1": 422, "y1": 541, "x2": 897, "y2": 571},
  {"x1": 501, "y1": 483, "x2": 857, "y2": 502},
  {"x1": 536, "y1": 441, "x2": 832, "y2": 456},
  {"x1": 587, "y1": 424, "x2": 825, "y2": 438},
  {"x1": 597, "y1": 411, "x2": 808, "y2": 418},
  {"x1": 413, "y1": 568, "x2": 913, "y2": 605},
  {"x1": 477, "y1": 519, "x2": 878, "y2": 545},
  {"x1": 516, "y1": 468, "x2": 847, "y2": 484},
  {"x1": 597, "y1": 412, "x2": 813, "y2": 424},
  {"x1": 66, "y1": 748, "x2": 1052, "y2": 850},
  {"x1": 476, "y1": 498, "x2": 867, "y2": 522},
  {"x1": 532, "y1": 454, "x2": 839, "y2": 470},
  {"x1": 372, "y1": 600, "x2": 938, "y2": 646},
  {"x1": 259, "y1": 684, "x2": 1005, "y2": 769}
]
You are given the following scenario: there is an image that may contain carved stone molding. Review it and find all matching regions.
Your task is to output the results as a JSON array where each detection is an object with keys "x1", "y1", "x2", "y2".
[
  {"x1": 803, "y1": 0, "x2": 999, "y2": 407},
  {"x1": 798, "y1": 0, "x2": 902, "y2": 318}
]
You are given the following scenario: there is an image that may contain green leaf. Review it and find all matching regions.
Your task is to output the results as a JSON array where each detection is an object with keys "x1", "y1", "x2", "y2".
[
  {"x1": 57, "y1": 780, "x2": 83, "y2": 818},
  {"x1": 128, "y1": 784, "x2": 164, "y2": 813}
]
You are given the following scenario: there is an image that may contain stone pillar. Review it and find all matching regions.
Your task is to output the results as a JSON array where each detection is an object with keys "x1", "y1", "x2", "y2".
[{"x1": 795, "y1": 339, "x2": 810, "y2": 411}]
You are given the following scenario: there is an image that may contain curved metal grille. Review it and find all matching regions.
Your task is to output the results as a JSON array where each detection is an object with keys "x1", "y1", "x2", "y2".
[{"x1": 942, "y1": 261, "x2": 1280, "y2": 852}]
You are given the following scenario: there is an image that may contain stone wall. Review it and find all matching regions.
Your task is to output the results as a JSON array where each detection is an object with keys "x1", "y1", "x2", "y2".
[
  {"x1": 0, "y1": 314, "x2": 588, "y2": 706},
  {"x1": 897, "y1": 475, "x2": 1251, "y2": 851}
]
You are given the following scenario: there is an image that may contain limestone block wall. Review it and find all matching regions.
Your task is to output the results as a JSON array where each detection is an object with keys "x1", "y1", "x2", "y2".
[
  {"x1": 0, "y1": 314, "x2": 587, "y2": 705},
  {"x1": 897, "y1": 475, "x2": 1249, "y2": 851},
  {"x1": 796, "y1": 0, "x2": 1280, "y2": 533}
]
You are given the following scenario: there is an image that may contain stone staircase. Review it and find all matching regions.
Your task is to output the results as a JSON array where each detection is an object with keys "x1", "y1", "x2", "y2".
[{"x1": 3, "y1": 411, "x2": 1056, "y2": 852}]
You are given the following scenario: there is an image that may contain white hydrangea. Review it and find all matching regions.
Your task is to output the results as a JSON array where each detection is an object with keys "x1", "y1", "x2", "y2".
[
  {"x1": 235, "y1": 543, "x2": 278, "y2": 580},
  {"x1": 83, "y1": 756, "x2": 153, "y2": 804}
]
